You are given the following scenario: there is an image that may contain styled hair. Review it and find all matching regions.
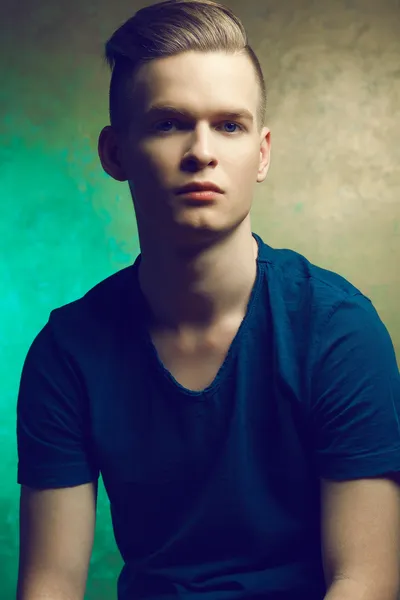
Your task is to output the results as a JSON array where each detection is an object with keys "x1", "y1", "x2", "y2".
[{"x1": 104, "y1": 0, "x2": 267, "y2": 133}]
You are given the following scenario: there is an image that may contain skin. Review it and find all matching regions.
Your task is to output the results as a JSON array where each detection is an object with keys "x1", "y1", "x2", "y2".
[
  {"x1": 17, "y1": 483, "x2": 97, "y2": 600},
  {"x1": 321, "y1": 476, "x2": 400, "y2": 600},
  {"x1": 98, "y1": 50, "x2": 271, "y2": 333}
]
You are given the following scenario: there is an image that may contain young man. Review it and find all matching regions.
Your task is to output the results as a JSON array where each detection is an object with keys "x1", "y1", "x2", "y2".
[{"x1": 16, "y1": 2, "x2": 400, "y2": 600}]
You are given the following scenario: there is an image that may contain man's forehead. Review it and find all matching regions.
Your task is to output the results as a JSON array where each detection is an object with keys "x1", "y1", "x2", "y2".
[
  {"x1": 130, "y1": 52, "x2": 258, "y2": 111},
  {"x1": 144, "y1": 102, "x2": 255, "y2": 124}
]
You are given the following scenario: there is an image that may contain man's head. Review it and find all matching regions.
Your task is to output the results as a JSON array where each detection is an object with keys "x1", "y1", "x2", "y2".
[{"x1": 98, "y1": 0, "x2": 271, "y2": 250}]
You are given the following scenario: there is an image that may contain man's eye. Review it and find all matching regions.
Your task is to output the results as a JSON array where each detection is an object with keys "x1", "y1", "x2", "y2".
[
  {"x1": 154, "y1": 120, "x2": 176, "y2": 132},
  {"x1": 154, "y1": 120, "x2": 243, "y2": 133}
]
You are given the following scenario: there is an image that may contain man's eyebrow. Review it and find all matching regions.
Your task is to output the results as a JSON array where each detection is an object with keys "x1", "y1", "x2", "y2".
[{"x1": 145, "y1": 104, "x2": 254, "y2": 123}]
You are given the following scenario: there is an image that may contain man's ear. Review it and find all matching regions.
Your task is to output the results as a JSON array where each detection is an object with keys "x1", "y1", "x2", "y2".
[
  {"x1": 257, "y1": 127, "x2": 271, "y2": 184},
  {"x1": 98, "y1": 126, "x2": 127, "y2": 182}
]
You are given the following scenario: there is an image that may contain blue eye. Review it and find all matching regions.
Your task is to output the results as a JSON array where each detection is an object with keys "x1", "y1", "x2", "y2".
[
  {"x1": 223, "y1": 122, "x2": 241, "y2": 133},
  {"x1": 155, "y1": 121, "x2": 175, "y2": 132},
  {"x1": 155, "y1": 120, "x2": 243, "y2": 133}
]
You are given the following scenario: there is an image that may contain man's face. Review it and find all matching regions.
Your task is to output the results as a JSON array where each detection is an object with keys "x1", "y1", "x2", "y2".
[{"x1": 109, "y1": 51, "x2": 270, "y2": 246}]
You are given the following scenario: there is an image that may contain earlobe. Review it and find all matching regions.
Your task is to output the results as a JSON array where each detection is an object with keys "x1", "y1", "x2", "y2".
[{"x1": 98, "y1": 126, "x2": 127, "y2": 182}]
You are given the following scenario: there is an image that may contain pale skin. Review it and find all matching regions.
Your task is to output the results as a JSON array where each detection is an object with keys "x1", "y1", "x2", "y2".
[{"x1": 18, "y1": 50, "x2": 400, "y2": 599}]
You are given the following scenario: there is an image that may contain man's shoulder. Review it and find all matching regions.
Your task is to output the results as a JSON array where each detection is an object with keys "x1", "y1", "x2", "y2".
[
  {"x1": 256, "y1": 233, "x2": 367, "y2": 307},
  {"x1": 48, "y1": 263, "x2": 138, "y2": 344}
]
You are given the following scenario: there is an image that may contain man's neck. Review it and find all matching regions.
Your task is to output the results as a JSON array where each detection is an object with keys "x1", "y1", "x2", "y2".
[{"x1": 138, "y1": 226, "x2": 259, "y2": 333}]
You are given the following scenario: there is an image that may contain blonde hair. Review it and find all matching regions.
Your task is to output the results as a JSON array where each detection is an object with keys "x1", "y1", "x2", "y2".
[{"x1": 105, "y1": 0, "x2": 267, "y2": 133}]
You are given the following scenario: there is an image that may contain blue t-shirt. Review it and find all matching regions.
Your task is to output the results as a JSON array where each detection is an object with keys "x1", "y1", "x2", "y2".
[{"x1": 17, "y1": 233, "x2": 400, "y2": 600}]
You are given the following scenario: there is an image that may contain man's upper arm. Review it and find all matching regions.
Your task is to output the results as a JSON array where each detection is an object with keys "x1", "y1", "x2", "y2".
[
  {"x1": 16, "y1": 317, "x2": 101, "y2": 598},
  {"x1": 17, "y1": 321, "x2": 100, "y2": 489},
  {"x1": 321, "y1": 476, "x2": 400, "y2": 596},
  {"x1": 309, "y1": 293, "x2": 400, "y2": 481},
  {"x1": 17, "y1": 482, "x2": 97, "y2": 600},
  {"x1": 309, "y1": 292, "x2": 400, "y2": 595}
]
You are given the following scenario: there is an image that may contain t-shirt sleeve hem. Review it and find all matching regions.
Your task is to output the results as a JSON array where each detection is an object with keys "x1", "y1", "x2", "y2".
[
  {"x1": 318, "y1": 448, "x2": 400, "y2": 481},
  {"x1": 17, "y1": 463, "x2": 100, "y2": 489}
]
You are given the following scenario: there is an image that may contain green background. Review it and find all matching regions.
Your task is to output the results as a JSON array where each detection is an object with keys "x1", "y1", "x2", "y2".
[{"x1": 1, "y1": 0, "x2": 399, "y2": 598}]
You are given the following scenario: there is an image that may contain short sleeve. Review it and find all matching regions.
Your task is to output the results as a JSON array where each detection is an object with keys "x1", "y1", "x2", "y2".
[
  {"x1": 310, "y1": 293, "x2": 400, "y2": 480},
  {"x1": 17, "y1": 320, "x2": 100, "y2": 489}
]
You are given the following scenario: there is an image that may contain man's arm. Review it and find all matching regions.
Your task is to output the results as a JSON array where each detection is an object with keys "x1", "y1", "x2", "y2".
[
  {"x1": 321, "y1": 476, "x2": 400, "y2": 600},
  {"x1": 17, "y1": 482, "x2": 97, "y2": 600}
]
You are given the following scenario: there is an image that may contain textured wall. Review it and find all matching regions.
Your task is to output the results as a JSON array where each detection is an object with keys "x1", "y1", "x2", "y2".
[{"x1": 1, "y1": 0, "x2": 399, "y2": 598}]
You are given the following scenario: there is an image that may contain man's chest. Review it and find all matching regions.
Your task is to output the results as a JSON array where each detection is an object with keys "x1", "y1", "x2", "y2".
[
  {"x1": 149, "y1": 318, "x2": 243, "y2": 391},
  {"x1": 89, "y1": 308, "x2": 315, "y2": 495}
]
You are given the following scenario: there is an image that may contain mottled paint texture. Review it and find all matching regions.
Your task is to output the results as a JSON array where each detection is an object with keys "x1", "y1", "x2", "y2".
[{"x1": 1, "y1": 0, "x2": 399, "y2": 598}]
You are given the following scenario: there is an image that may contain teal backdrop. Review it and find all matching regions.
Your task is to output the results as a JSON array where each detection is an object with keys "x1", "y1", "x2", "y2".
[{"x1": 1, "y1": 0, "x2": 399, "y2": 598}]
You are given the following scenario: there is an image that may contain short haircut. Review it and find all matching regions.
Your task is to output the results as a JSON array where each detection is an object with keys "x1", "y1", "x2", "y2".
[{"x1": 104, "y1": 0, "x2": 267, "y2": 133}]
